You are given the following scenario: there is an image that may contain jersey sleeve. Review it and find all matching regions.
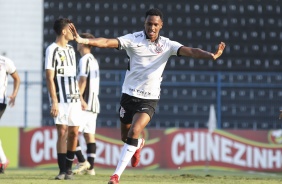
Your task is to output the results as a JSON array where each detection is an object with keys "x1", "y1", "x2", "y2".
[
  {"x1": 117, "y1": 33, "x2": 135, "y2": 50},
  {"x1": 169, "y1": 40, "x2": 183, "y2": 56},
  {"x1": 45, "y1": 46, "x2": 55, "y2": 70},
  {"x1": 5, "y1": 58, "x2": 16, "y2": 74},
  {"x1": 78, "y1": 57, "x2": 89, "y2": 77}
]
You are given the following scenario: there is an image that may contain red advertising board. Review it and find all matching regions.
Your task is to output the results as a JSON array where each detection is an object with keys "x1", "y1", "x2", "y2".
[{"x1": 19, "y1": 127, "x2": 282, "y2": 172}]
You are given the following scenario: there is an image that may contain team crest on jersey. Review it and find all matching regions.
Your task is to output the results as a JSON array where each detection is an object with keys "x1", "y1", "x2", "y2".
[
  {"x1": 154, "y1": 43, "x2": 163, "y2": 53},
  {"x1": 60, "y1": 56, "x2": 66, "y2": 62},
  {"x1": 57, "y1": 51, "x2": 66, "y2": 62},
  {"x1": 120, "y1": 106, "x2": 126, "y2": 118}
]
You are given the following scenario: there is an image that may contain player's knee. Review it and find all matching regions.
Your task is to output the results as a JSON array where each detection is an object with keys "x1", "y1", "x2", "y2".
[
  {"x1": 58, "y1": 129, "x2": 68, "y2": 139},
  {"x1": 130, "y1": 126, "x2": 142, "y2": 137},
  {"x1": 68, "y1": 130, "x2": 79, "y2": 139}
]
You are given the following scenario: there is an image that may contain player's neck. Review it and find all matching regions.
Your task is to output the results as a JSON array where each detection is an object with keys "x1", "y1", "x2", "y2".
[
  {"x1": 55, "y1": 37, "x2": 69, "y2": 48},
  {"x1": 80, "y1": 49, "x2": 90, "y2": 56}
]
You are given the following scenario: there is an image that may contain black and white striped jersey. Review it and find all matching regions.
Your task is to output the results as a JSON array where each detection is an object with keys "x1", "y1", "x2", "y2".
[
  {"x1": 117, "y1": 31, "x2": 183, "y2": 99},
  {"x1": 78, "y1": 53, "x2": 100, "y2": 113},
  {"x1": 0, "y1": 55, "x2": 16, "y2": 104},
  {"x1": 45, "y1": 43, "x2": 80, "y2": 103}
]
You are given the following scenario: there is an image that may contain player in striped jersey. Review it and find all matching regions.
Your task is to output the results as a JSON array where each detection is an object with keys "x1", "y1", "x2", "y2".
[
  {"x1": 0, "y1": 55, "x2": 20, "y2": 173},
  {"x1": 73, "y1": 33, "x2": 100, "y2": 176},
  {"x1": 70, "y1": 8, "x2": 225, "y2": 184},
  {"x1": 45, "y1": 18, "x2": 87, "y2": 180}
]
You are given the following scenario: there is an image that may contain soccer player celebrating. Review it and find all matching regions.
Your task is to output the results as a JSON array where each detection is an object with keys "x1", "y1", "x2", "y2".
[{"x1": 69, "y1": 8, "x2": 225, "y2": 184}]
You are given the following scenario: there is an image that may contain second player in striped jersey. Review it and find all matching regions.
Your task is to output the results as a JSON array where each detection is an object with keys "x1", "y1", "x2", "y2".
[{"x1": 73, "y1": 33, "x2": 100, "y2": 176}]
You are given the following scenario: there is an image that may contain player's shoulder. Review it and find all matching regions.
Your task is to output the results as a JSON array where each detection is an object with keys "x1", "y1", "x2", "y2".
[
  {"x1": 0, "y1": 55, "x2": 13, "y2": 64},
  {"x1": 120, "y1": 31, "x2": 145, "y2": 41},
  {"x1": 0, "y1": 55, "x2": 8, "y2": 62},
  {"x1": 88, "y1": 53, "x2": 97, "y2": 61},
  {"x1": 80, "y1": 53, "x2": 95, "y2": 63},
  {"x1": 159, "y1": 35, "x2": 172, "y2": 43},
  {"x1": 79, "y1": 54, "x2": 89, "y2": 62},
  {"x1": 66, "y1": 44, "x2": 74, "y2": 50},
  {"x1": 132, "y1": 31, "x2": 145, "y2": 38},
  {"x1": 45, "y1": 42, "x2": 58, "y2": 52},
  {"x1": 46, "y1": 43, "x2": 74, "y2": 50},
  {"x1": 159, "y1": 35, "x2": 182, "y2": 47}
]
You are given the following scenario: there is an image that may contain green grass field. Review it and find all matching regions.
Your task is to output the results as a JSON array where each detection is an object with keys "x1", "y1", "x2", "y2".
[{"x1": 0, "y1": 168, "x2": 282, "y2": 184}]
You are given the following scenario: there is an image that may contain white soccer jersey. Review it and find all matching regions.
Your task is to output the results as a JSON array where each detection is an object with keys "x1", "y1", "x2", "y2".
[
  {"x1": 45, "y1": 43, "x2": 80, "y2": 103},
  {"x1": 0, "y1": 55, "x2": 16, "y2": 104},
  {"x1": 78, "y1": 53, "x2": 100, "y2": 113},
  {"x1": 118, "y1": 31, "x2": 183, "y2": 99}
]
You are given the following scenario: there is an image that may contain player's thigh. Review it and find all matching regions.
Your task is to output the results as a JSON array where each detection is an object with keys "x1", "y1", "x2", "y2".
[
  {"x1": 81, "y1": 112, "x2": 98, "y2": 134},
  {"x1": 53, "y1": 103, "x2": 69, "y2": 125},
  {"x1": 68, "y1": 102, "x2": 83, "y2": 126}
]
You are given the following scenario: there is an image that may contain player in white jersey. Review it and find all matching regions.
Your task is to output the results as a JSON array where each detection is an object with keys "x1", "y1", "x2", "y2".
[
  {"x1": 0, "y1": 55, "x2": 20, "y2": 173},
  {"x1": 73, "y1": 33, "x2": 100, "y2": 176},
  {"x1": 69, "y1": 8, "x2": 225, "y2": 184},
  {"x1": 45, "y1": 18, "x2": 87, "y2": 180}
]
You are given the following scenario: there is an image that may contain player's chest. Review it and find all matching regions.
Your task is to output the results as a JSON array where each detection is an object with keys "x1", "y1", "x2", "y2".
[
  {"x1": 55, "y1": 50, "x2": 75, "y2": 65},
  {"x1": 133, "y1": 41, "x2": 168, "y2": 55},
  {"x1": 0, "y1": 63, "x2": 7, "y2": 75}
]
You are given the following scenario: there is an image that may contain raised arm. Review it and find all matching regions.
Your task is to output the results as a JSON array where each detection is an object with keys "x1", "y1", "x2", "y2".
[
  {"x1": 178, "y1": 42, "x2": 225, "y2": 60},
  {"x1": 69, "y1": 23, "x2": 119, "y2": 48}
]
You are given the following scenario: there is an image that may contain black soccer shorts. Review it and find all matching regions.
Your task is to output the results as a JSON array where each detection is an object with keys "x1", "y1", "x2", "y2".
[
  {"x1": 119, "y1": 93, "x2": 159, "y2": 124},
  {"x1": 0, "y1": 103, "x2": 7, "y2": 119}
]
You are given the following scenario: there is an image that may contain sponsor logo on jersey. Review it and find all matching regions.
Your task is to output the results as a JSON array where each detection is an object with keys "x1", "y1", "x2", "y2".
[
  {"x1": 129, "y1": 88, "x2": 151, "y2": 97},
  {"x1": 67, "y1": 94, "x2": 80, "y2": 99},
  {"x1": 135, "y1": 33, "x2": 143, "y2": 38},
  {"x1": 58, "y1": 68, "x2": 64, "y2": 74}
]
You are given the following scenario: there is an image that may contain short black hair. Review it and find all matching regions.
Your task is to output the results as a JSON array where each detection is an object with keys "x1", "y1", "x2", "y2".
[
  {"x1": 145, "y1": 8, "x2": 163, "y2": 21},
  {"x1": 80, "y1": 33, "x2": 95, "y2": 39},
  {"x1": 53, "y1": 18, "x2": 72, "y2": 36}
]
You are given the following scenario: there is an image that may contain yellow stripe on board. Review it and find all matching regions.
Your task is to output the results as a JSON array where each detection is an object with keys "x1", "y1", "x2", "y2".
[{"x1": 0, "y1": 127, "x2": 19, "y2": 168}]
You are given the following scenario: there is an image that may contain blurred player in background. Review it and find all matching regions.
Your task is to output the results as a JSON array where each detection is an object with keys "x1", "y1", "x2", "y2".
[
  {"x1": 73, "y1": 33, "x2": 100, "y2": 176},
  {"x1": 45, "y1": 17, "x2": 87, "y2": 180},
  {"x1": 0, "y1": 55, "x2": 20, "y2": 173},
  {"x1": 70, "y1": 8, "x2": 225, "y2": 184}
]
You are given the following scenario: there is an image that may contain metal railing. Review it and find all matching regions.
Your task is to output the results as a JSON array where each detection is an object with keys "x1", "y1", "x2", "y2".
[{"x1": 8, "y1": 70, "x2": 282, "y2": 129}]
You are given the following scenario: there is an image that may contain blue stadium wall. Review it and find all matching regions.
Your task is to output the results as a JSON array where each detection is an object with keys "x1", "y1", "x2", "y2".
[{"x1": 42, "y1": 0, "x2": 282, "y2": 129}]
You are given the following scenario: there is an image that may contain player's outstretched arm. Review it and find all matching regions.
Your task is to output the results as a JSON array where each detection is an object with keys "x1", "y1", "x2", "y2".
[
  {"x1": 179, "y1": 42, "x2": 226, "y2": 60},
  {"x1": 69, "y1": 23, "x2": 119, "y2": 48}
]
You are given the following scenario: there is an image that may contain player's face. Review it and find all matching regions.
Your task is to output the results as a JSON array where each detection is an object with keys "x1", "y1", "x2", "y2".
[
  {"x1": 63, "y1": 24, "x2": 74, "y2": 41},
  {"x1": 144, "y1": 15, "x2": 163, "y2": 42}
]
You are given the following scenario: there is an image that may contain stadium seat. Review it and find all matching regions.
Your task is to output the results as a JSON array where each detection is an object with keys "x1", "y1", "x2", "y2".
[{"x1": 42, "y1": 0, "x2": 282, "y2": 129}]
